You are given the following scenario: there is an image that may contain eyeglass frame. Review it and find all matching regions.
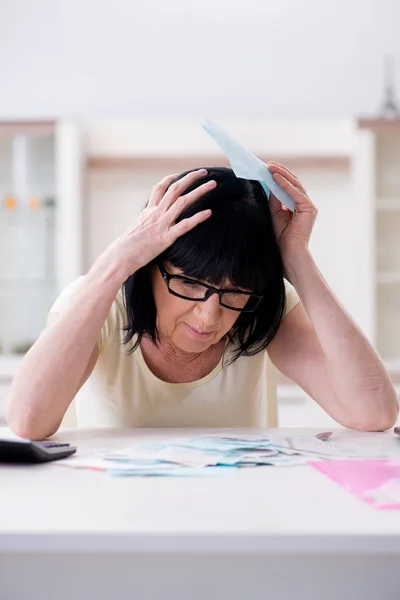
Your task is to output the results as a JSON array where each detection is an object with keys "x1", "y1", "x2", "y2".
[{"x1": 157, "y1": 264, "x2": 264, "y2": 313}]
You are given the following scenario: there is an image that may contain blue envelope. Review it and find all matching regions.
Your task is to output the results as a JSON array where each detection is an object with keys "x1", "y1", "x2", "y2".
[{"x1": 202, "y1": 119, "x2": 295, "y2": 212}]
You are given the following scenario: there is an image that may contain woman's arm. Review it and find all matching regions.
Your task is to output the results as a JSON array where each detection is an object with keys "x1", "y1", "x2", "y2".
[
  {"x1": 266, "y1": 161, "x2": 398, "y2": 431},
  {"x1": 268, "y1": 250, "x2": 399, "y2": 431},
  {"x1": 6, "y1": 264, "x2": 124, "y2": 440},
  {"x1": 6, "y1": 170, "x2": 214, "y2": 440}
]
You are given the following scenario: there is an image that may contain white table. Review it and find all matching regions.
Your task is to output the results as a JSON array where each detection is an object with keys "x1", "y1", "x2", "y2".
[{"x1": 1, "y1": 426, "x2": 400, "y2": 600}]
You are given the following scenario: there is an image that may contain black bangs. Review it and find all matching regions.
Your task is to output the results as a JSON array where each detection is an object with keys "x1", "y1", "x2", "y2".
[
  {"x1": 161, "y1": 167, "x2": 282, "y2": 293},
  {"x1": 122, "y1": 166, "x2": 286, "y2": 362}
]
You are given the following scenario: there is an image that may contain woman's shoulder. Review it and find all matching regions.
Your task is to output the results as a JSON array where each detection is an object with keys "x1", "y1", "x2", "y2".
[{"x1": 50, "y1": 276, "x2": 127, "y2": 321}]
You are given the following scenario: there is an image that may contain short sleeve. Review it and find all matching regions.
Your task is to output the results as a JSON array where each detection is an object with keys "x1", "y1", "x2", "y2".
[
  {"x1": 49, "y1": 276, "x2": 125, "y2": 354},
  {"x1": 283, "y1": 278, "x2": 300, "y2": 318},
  {"x1": 49, "y1": 276, "x2": 86, "y2": 314}
]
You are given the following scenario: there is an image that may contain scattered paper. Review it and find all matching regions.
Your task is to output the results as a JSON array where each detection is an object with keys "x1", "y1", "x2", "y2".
[
  {"x1": 59, "y1": 432, "x2": 400, "y2": 478},
  {"x1": 267, "y1": 434, "x2": 397, "y2": 460}
]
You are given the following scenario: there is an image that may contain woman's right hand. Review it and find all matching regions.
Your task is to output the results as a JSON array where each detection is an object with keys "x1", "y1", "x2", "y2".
[{"x1": 91, "y1": 169, "x2": 216, "y2": 283}]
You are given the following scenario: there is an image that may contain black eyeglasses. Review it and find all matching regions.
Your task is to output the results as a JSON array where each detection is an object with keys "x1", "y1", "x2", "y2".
[{"x1": 158, "y1": 264, "x2": 263, "y2": 312}]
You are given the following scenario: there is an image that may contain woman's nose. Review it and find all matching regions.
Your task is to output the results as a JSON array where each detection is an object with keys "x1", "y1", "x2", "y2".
[{"x1": 194, "y1": 293, "x2": 221, "y2": 324}]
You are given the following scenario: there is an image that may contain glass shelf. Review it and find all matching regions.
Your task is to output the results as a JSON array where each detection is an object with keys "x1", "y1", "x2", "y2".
[{"x1": 0, "y1": 131, "x2": 57, "y2": 353}]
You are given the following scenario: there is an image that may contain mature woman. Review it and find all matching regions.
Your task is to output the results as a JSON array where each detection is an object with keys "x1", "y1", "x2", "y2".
[{"x1": 6, "y1": 164, "x2": 399, "y2": 439}]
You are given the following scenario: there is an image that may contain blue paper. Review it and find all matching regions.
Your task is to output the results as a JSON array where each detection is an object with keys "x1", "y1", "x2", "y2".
[
  {"x1": 108, "y1": 466, "x2": 232, "y2": 477},
  {"x1": 202, "y1": 119, "x2": 295, "y2": 212}
]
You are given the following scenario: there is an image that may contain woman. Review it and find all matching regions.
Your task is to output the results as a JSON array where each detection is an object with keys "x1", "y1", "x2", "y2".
[{"x1": 6, "y1": 164, "x2": 398, "y2": 439}]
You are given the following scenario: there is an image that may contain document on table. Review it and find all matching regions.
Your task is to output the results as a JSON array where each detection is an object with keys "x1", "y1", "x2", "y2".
[{"x1": 58, "y1": 432, "x2": 400, "y2": 477}]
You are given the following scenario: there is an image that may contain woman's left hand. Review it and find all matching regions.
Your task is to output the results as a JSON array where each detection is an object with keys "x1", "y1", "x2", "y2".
[{"x1": 267, "y1": 162, "x2": 318, "y2": 259}]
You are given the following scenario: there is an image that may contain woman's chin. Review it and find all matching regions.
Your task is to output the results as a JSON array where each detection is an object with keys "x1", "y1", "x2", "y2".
[
  {"x1": 174, "y1": 331, "x2": 214, "y2": 353},
  {"x1": 178, "y1": 340, "x2": 211, "y2": 354}
]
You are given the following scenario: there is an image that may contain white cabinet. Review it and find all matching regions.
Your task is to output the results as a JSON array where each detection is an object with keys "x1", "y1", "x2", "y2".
[
  {"x1": 357, "y1": 119, "x2": 400, "y2": 367},
  {"x1": 0, "y1": 121, "x2": 83, "y2": 366}
]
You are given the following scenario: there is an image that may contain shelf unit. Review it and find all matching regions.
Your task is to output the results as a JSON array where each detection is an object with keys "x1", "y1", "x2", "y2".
[
  {"x1": 357, "y1": 117, "x2": 400, "y2": 366},
  {"x1": 0, "y1": 120, "x2": 84, "y2": 360},
  {"x1": 87, "y1": 154, "x2": 351, "y2": 171}
]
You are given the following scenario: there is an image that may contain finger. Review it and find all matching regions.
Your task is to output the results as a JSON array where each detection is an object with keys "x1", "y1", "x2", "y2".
[
  {"x1": 148, "y1": 174, "x2": 179, "y2": 207},
  {"x1": 268, "y1": 161, "x2": 299, "y2": 182},
  {"x1": 272, "y1": 172, "x2": 317, "y2": 215},
  {"x1": 268, "y1": 193, "x2": 292, "y2": 238},
  {"x1": 170, "y1": 209, "x2": 212, "y2": 241},
  {"x1": 270, "y1": 163, "x2": 306, "y2": 194},
  {"x1": 159, "y1": 169, "x2": 208, "y2": 211},
  {"x1": 268, "y1": 162, "x2": 307, "y2": 194},
  {"x1": 269, "y1": 191, "x2": 291, "y2": 216},
  {"x1": 166, "y1": 180, "x2": 217, "y2": 224},
  {"x1": 268, "y1": 191, "x2": 285, "y2": 216}
]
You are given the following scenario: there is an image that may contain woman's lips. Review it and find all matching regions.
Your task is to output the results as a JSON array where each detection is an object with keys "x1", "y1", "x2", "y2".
[{"x1": 184, "y1": 324, "x2": 214, "y2": 338}]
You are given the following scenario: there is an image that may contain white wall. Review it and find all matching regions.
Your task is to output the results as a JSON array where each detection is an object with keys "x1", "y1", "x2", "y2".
[{"x1": 0, "y1": 0, "x2": 399, "y2": 120}]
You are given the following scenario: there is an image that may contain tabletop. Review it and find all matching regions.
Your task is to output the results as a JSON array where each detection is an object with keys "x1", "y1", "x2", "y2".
[{"x1": 1, "y1": 426, "x2": 400, "y2": 554}]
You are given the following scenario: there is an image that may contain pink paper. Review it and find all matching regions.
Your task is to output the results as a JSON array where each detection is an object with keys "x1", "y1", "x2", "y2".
[{"x1": 310, "y1": 460, "x2": 400, "y2": 509}]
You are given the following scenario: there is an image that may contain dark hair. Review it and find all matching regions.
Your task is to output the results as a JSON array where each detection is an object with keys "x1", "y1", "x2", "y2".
[{"x1": 122, "y1": 167, "x2": 286, "y2": 362}]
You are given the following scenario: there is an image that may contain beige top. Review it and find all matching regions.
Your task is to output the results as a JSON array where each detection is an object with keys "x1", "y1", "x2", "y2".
[{"x1": 50, "y1": 277, "x2": 300, "y2": 428}]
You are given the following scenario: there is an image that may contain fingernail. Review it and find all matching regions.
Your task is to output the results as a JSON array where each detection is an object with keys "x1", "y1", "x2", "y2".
[
  {"x1": 207, "y1": 180, "x2": 217, "y2": 187},
  {"x1": 198, "y1": 169, "x2": 208, "y2": 174}
]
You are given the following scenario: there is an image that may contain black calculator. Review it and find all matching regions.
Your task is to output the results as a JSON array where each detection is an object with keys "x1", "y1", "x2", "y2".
[{"x1": 0, "y1": 439, "x2": 77, "y2": 464}]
